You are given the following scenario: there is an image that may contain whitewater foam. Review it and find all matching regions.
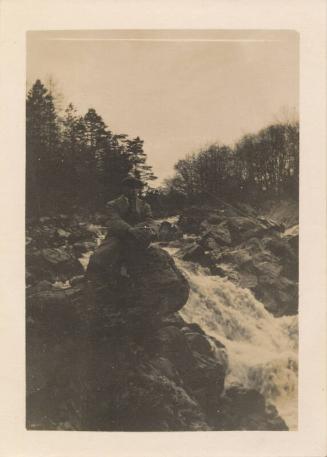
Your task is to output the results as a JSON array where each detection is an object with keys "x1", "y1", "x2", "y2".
[{"x1": 173, "y1": 255, "x2": 298, "y2": 430}]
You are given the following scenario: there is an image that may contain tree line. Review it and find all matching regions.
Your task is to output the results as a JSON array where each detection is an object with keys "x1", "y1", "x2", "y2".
[
  {"x1": 149, "y1": 121, "x2": 299, "y2": 214},
  {"x1": 26, "y1": 79, "x2": 299, "y2": 218},
  {"x1": 26, "y1": 79, "x2": 157, "y2": 217}
]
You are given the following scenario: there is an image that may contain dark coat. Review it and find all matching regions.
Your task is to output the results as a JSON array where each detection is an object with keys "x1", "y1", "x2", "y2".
[
  {"x1": 86, "y1": 195, "x2": 157, "y2": 280},
  {"x1": 105, "y1": 195, "x2": 157, "y2": 238}
]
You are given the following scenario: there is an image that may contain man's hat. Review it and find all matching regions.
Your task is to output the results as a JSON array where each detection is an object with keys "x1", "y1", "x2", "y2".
[{"x1": 122, "y1": 174, "x2": 144, "y2": 188}]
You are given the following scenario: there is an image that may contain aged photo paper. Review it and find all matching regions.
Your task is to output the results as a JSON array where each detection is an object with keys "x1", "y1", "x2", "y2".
[{"x1": 0, "y1": 0, "x2": 326, "y2": 456}]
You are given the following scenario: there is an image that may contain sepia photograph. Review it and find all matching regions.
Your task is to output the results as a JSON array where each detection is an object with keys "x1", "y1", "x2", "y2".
[
  {"x1": 25, "y1": 29, "x2": 300, "y2": 432},
  {"x1": 1, "y1": 0, "x2": 326, "y2": 455}
]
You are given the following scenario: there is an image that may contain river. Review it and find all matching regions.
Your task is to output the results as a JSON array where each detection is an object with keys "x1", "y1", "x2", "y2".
[
  {"x1": 172, "y1": 252, "x2": 298, "y2": 430},
  {"x1": 79, "y1": 227, "x2": 298, "y2": 430}
]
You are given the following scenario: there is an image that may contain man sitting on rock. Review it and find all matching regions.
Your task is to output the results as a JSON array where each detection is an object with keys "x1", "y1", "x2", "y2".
[{"x1": 86, "y1": 174, "x2": 158, "y2": 284}]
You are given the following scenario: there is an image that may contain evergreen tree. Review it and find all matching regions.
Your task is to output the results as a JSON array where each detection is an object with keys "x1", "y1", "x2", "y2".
[
  {"x1": 83, "y1": 108, "x2": 110, "y2": 204},
  {"x1": 125, "y1": 136, "x2": 157, "y2": 189},
  {"x1": 26, "y1": 79, "x2": 159, "y2": 214},
  {"x1": 60, "y1": 104, "x2": 88, "y2": 206},
  {"x1": 26, "y1": 79, "x2": 60, "y2": 215}
]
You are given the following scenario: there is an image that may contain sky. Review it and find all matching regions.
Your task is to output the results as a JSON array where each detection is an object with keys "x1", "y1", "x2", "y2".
[{"x1": 27, "y1": 30, "x2": 299, "y2": 185}]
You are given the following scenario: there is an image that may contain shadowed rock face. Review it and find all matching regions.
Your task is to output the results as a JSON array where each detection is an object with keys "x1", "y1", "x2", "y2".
[
  {"x1": 175, "y1": 206, "x2": 298, "y2": 317},
  {"x1": 215, "y1": 386, "x2": 288, "y2": 431},
  {"x1": 26, "y1": 276, "x2": 226, "y2": 431},
  {"x1": 158, "y1": 221, "x2": 183, "y2": 242},
  {"x1": 123, "y1": 246, "x2": 190, "y2": 315}
]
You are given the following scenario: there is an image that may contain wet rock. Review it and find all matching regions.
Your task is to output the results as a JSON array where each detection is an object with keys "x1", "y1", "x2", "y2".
[
  {"x1": 282, "y1": 225, "x2": 299, "y2": 255},
  {"x1": 56, "y1": 228, "x2": 71, "y2": 239},
  {"x1": 264, "y1": 236, "x2": 297, "y2": 276},
  {"x1": 182, "y1": 329, "x2": 212, "y2": 355},
  {"x1": 87, "y1": 246, "x2": 190, "y2": 322},
  {"x1": 27, "y1": 247, "x2": 84, "y2": 283},
  {"x1": 26, "y1": 282, "x2": 86, "y2": 336},
  {"x1": 161, "y1": 312, "x2": 186, "y2": 328},
  {"x1": 215, "y1": 386, "x2": 288, "y2": 430},
  {"x1": 39, "y1": 216, "x2": 52, "y2": 224},
  {"x1": 93, "y1": 212, "x2": 109, "y2": 225},
  {"x1": 73, "y1": 241, "x2": 97, "y2": 256},
  {"x1": 182, "y1": 322, "x2": 206, "y2": 335},
  {"x1": 30, "y1": 225, "x2": 57, "y2": 248},
  {"x1": 235, "y1": 202, "x2": 257, "y2": 217},
  {"x1": 206, "y1": 213, "x2": 224, "y2": 224},
  {"x1": 200, "y1": 222, "x2": 232, "y2": 248},
  {"x1": 257, "y1": 215, "x2": 285, "y2": 233},
  {"x1": 158, "y1": 221, "x2": 183, "y2": 242},
  {"x1": 149, "y1": 325, "x2": 226, "y2": 418},
  {"x1": 70, "y1": 275, "x2": 85, "y2": 286},
  {"x1": 128, "y1": 246, "x2": 190, "y2": 315},
  {"x1": 255, "y1": 276, "x2": 298, "y2": 316},
  {"x1": 26, "y1": 236, "x2": 33, "y2": 246},
  {"x1": 177, "y1": 207, "x2": 211, "y2": 234},
  {"x1": 175, "y1": 242, "x2": 207, "y2": 265},
  {"x1": 238, "y1": 271, "x2": 258, "y2": 289},
  {"x1": 68, "y1": 225, "x2": 97, "y2": 244},
  {"x1": 101, "y1": 362, "x2": 210, "y2": 431},
  {"x1": 204, "y1": 234, "x2": 298, "y2": 315},
  {"x1": 226, "y1": 216, "x2": 265, "y2": 243},
  {"x1": 31, "y1": 280, "x2": 53, "y2": 293}
]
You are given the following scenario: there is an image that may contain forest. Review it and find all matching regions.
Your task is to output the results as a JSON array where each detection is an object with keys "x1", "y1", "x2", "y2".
[
  {"x1": 26, "y1": 80, "x2": 157, "y2": 217},
  {"x1": 26, "y1": 79, "x2": 299, "y2": 217},
  {"x1": 149, "y1": 120, "x2": 299, "y2": 213}
]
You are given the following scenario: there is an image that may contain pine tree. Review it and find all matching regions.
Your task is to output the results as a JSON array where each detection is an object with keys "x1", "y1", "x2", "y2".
[
  {"x1": 60, "y1": 104, "x2": 88, "y2": 205},
  {"x1": 26, "y1": 79, "x2": 159, "y2": 214},
  {"x1": 124, "y1": 136, "x2": 157, "y2": 189},
  {"x1": 26, "y1": 79, "x2": 60, "y2": 215},
  {"x1": 83, "y1": 108, "x2": 110, "y2": 204}
]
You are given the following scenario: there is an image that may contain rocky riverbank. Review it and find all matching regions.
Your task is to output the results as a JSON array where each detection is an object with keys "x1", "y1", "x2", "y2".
[
  {"x1": 26, "y1": 204, "x2": 294, "y2": 431},
  {"x1": 159, "y1": 204, "x2": 298, "y2": 317}
]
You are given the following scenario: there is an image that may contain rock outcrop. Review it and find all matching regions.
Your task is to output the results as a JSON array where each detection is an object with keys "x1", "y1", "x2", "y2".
[
  {"x1": 175, "y1": 205, "x2": 298, "y2": 316},
  {"x1": 26, "y1": 211, "x2": 289, "y2": 431},
  {"x1": 158, "y1": 221, "x2": 183, "y2": 242}
]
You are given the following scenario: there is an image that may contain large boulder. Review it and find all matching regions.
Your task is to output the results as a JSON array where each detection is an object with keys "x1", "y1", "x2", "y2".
[
  {"x1": 85, "y1": 246, "x2": 190, "y2": 336},
  {"x1": 225, "y1": 216, "x2": 265, "y2": 243},
  {"x1": 73, "y1": 241, "x2": 97, "y2": 257},
  {"x1": 200, "y1": 222, "x2": 232, "y2": 249},
  {"x1": 145, "y1": 323, "x2": 227, "y2": 422},
  {"x1": 175, "y1": 242, "x2": 208, "y2": 265},
  {"x1": 125, "y1": 246, "x2": 190, "y2": 315},
  {"x1": 68, "y1": 223, "x2": 98, "y2": 244},
  {"x1": 26, "y1": 247, "x2": 84, "y2": 283},
  {"x1": 263, "y1": 235, "x2": 298, "y2": 280},
  {"x1": 26, "y1": 281, "x2": 87, "y2": 339},
  {"x1": 215, "y1": 386, "x2": 288, "y2": 430},
  {"x1": 158, "y1": 221, "x2": 183, "y2": 242},
  {"x1": 177, "y1": 207, "x2": 212, "y2": 234},
  {"x1": 204, "y1": 236, "x2": 298, "y2": 316}
]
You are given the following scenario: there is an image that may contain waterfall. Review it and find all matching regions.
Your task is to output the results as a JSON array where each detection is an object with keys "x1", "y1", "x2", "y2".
[
  {"x1": 80, "y1": 231, "x2": 298, "y2": 430},
  {"x1": 172, "y1": 252, "x2": 298, "y2": 430}
]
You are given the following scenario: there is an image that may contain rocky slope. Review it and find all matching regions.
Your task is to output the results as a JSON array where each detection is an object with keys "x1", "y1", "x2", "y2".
[
  {"x1": 26, "y1": 207, "x2": 292, "y2": 431},
  {"x1": 162, "y1": 204, "x2": 299, "y2": 317}
]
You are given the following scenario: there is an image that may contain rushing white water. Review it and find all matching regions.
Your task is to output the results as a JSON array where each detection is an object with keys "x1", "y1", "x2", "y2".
[
  {"x1": 171, "y1": 252, "x2": 298, "y2": 430},
  {"x1": 79, "y1": 226, "x2": 106, "y2": 270}
]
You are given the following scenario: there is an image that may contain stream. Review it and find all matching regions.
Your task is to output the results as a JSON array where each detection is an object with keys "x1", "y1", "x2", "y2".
[
  {"x1": 172, "y1": 252, "x2": 298, "y2": 430},
  {"x1": 79, "y1": 226, "x2": 298, "y2": 430}
]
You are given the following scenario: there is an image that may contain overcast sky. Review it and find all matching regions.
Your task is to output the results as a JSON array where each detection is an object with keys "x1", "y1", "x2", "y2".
[{"x1": 27, "y1": 30, "x2": 299, "y2": 185}]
